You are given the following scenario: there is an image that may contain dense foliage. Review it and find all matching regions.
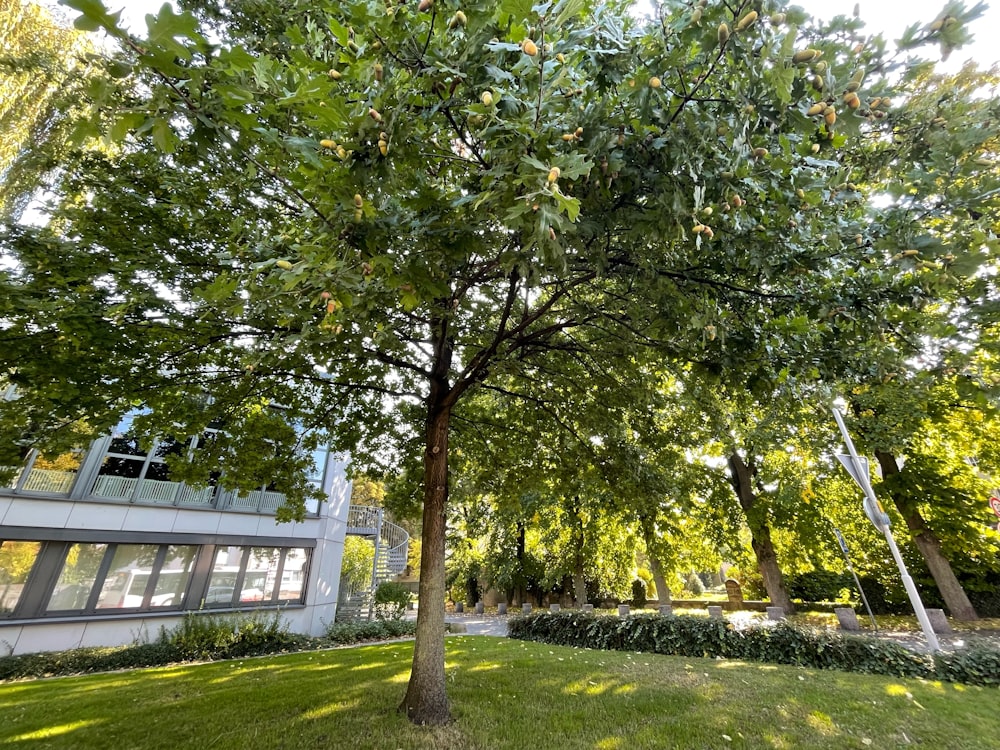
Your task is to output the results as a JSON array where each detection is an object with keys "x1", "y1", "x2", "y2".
[{"x1": 508, "y1": 610, "x2": 1000, "y2": 686}]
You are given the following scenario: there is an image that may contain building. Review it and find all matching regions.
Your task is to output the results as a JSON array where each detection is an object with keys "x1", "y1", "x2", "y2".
[{"x1": 0, "y1": 406, "x2": 408, "y2": 656}]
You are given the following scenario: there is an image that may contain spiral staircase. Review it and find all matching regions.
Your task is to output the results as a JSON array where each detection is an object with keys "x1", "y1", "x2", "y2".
[{"x1": 338, "y1": 505, "x2": 410, "y2": 622}]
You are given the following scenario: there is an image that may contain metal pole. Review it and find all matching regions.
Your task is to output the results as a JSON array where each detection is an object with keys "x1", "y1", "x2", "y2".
[
  {"x1": 833, "y1": 527, "x2": 878, "y2": 631},
  {"x1": 832, "y1": 407, "x2": 940, "y2": 653}
]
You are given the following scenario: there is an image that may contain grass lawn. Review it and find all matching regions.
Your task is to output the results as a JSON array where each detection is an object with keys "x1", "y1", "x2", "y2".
[{"x1": 1, "y1": 636, "x2": 997, "y2": 749}]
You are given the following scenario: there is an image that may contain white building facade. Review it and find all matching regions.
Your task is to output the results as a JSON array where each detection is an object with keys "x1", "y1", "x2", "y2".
[{"x1": 0, "y1": 411, "x2": 356, "y2": 656}]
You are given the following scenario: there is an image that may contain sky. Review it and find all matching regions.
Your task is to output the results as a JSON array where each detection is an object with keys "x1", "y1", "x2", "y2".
[{"x1": 50, "y1": 0, "x2": 1000, "y2": 70}]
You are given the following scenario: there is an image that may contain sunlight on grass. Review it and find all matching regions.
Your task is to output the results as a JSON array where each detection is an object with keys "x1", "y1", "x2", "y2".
[
  {"x1": 11, "y1": 719, "x2": 100, "y2": 741},
  {"x1": 299, "y1": 698, "x2": 362, "y2": 720},
  {"x1": 805, "y1": 710, "x2": 837, "y2": 734},
  {"x1": 595, "y1": 737, "x2": 623, "y2": 749},
  {"x1": 467, "y1": 662, "x2": 501, "y2": 672},
  {"x1": 348, "y1": 661, "x2": 388, "y2": 671},
  {"x1": 885, "y1": 684, "x2": 910, "y2": 696}
]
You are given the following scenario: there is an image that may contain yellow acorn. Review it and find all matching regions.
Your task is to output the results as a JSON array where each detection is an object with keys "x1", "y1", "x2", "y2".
[
  {"x1": 354, "y1": 209, "x2": 363, "y2": 223},
  {"x1": 556, "y1": 53, "x2": 565, "y2": 63},
  {"x1": 353, "y1": 193, "x2": 363, "y2": 208},
  {"x1": 810, "y1": 143, "x2": 821, "y2": 153},
  {"x1": 753, "y1": 147, "x2": 769, "y2": 158},
  {"x1": 792, "y1": 49, "x2": 820, "y2": 64},
  {"x1": 736, "y1": 10, "x2": 758, "y2": 31},
  {"x1": 547, "y1": 166, "x2": 561, "y2": 183},
  {"x1": 449, "y1": 10, "x2": 467, "y2": 29},
  {"x1": 824, "y1": 106, "x2": 836, "y2": 126},
  {"x1": 522, "y1": 39, "x2": 538, "y2": 56},
  {"x1": 378, "y1": 139, "x2": 388, "y2": 156},
  {"x1": 374, "y1": 63, "x2": 383, "y2": 82},
  {"x1": 336, "y1": 145, "x2": 347, "y2": 160},
  {"x1": 691, "y1": 8, "x2": 702, "y2": 25},
  {"x1": 692, "y1": 223, "x2": 706, "y2": 233},
  {"x1": 718, "y1": 23, "x2": 730, "y2": 45},
  {"x1": 562, "y1": 133, "x2": 576, "y2": 141},
  {"x1": 481, "y1": 90, "x2": 493, "y2": 106},
  {"x1": 806, "y1": 102, "x2": 825, "y2": 116},
  {"x1": 320, "y1": 139, "x2": 337, "y2": 149},
  {"x1": 276, "y1": 259, "x2": 293, "y2": 270},
  {"x1": 327, "y1": 69, "x2": 342, "y2": 80},
  {"x1": 844, "y1": 92, "x2": 860, "y2": 109},
  {"x1": 649, "y1": 76, "x2": 661, "y2": 89}
]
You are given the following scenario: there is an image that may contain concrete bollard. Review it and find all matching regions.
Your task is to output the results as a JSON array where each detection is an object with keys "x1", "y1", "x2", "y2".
[
  {"x1": 550, "y1": 603, "x2": 561, "y2": 613},
  {"x1": 497, "y1": 602, "x2": 507, "y2": 615},
  {"x1": 834, "y1": 607, "x2": 861, "y2": 631},
  {"x1": 618, "y1": 604, "x2": 630, "y2": 617},
  {"x1": 582, "y1": 603, "x2": 594, "y2": 613},
  {"x1": 522, "y1": 603, "x2": 532, "y2": 614},
  {"x1": 455, "y1": 601, "x2": 463, "y2": 613},
  {"x1": 707, "y1": 605, "x2": 724, "y2": 619},
  {"x1": 658, "y1": 604, "x2": 673, "y2": 617},
  {"x1": 766, "y1": 606, "x2": 786, "y2": 621},
  {"x1": 475, "y1": 601, "x2": 484, "y2": 615},
  {"x1": 925, "y1": 608, "x2": 952, "y2": 634}
]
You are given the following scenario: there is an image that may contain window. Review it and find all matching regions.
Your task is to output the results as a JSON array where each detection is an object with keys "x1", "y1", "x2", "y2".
[
  {"x1": 91, "y1": 415, "x2": 219, "y2": 506},
  {"x1": 2, "y1": 539, "x2": 309, "y2": 619},
  {"x1": 46, "y1": 543, "x2": 108, "y2": 612},
  {"x1": 0, "y1": 541, "x2": 42, "y2": 615},
  {"x1": 2, "y1": 450, "x2": 82, "y2": 496}
]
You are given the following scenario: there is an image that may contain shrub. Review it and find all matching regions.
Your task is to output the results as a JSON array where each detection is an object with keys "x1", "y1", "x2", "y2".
[
  {"x1": 630, "y1": 579, "x2": 647, "y2": 609},
  {"x1": 324, "y1": 619, "x2": 415, "y2": 644},
  {"x1": 507, "y1": 611, "x2": 1000, "y2": 687},
  {"x1": 373, "y1": 581, "x2": 412, "y2": 621}
]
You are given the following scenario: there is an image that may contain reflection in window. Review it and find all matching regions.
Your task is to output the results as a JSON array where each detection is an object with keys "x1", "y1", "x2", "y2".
[
  {"x1": 0, "y1": 541, "x2": 42, "y2": 614},
  {"x1": 245, "y1": 547, "x2": 280, "y2": 603},
  {"x1": 46, "y1": 543, "x2": 108, "y2": 611},
  {"x1": 151, "y1": 546, "x2": 198, "y2": 608},
  {"x1": 204, "y1": 546, "x2": 242, "y2": 607},
  {"x1": 279, "y1": 548, "x2": 309, "y2": 603},
  {"x1": 96, "y1": 544, "x2": 161, "y2": 609}
]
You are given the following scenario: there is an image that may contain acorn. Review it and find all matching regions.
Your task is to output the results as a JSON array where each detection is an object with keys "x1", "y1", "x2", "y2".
[
  {"x1": 753, "y1": 147, "x2": 769, "y2": 158},
  {"x1": 418, "y1": 0, "x2": 432, "y2": 11},
  {"x1": 806, "y1": 102, "x2": 825, "y2": 116},
  {"x1": 320, "y1": 139, "x2": 337, "y2": 149},
  {"x1": 449, "y1": 10, "x2": 467, "y2": 29},
  {"x1": 276, "y1": 260, "x2": 293, "y2": 270},
  {"x1": 378, "y1": 138, "x2": 388, "y2": 156},
  {"x1": 691, "y1": 8, "x2": 702, "y2": 25},
  {"x1": 718, "y1": 23, "x2": 730, "y2": 45},
  {"x1": 824, "y1": 106, "x2": 836, "y2": 126},
  {"x1": 327, "y1": 69, "x2": 342, "y2": 80},
  {"x1": 481, "y1": 91, "x2": 493, "y2": 106},
  {"x1": 736, "y1": 10, "x2": 758, "y2": 31},
  {"x1": 792, "y1": 49, "x2": 820, "y2": 64},
  {"x1": 649, "y1": 76, "x2": 662, "y2": 89},
  {"x1": 521, "y1": 39, "x2": 538, "y2": 56},
  {"x1": 770, "y1": 12, "x2": 785, "y2": 25},
  {"x1": 369, "y1": 107, "x2": 382, "y2": 122},
  {"x1": 353, "y1": 194, "x2": 363, "y2": 208},
  {"x1": 547, "y1": 166, "x2": 561, "y2": 183},
  {"x1": 844, "y1": 92, "x2": 860, "y2": 109},
  {"x1": 374, "y1": 63, "x2": 383, "y2": 82}
]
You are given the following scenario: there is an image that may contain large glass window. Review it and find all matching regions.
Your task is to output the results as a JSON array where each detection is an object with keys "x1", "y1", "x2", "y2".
[
  {"x1": 0, "y1": 541, "x2": 42, "y2": 615},
  {"x1": 4, "y1": 540, "x2": 308, "y2": 618},
  {"x1": 2, "y1": 450, "x2": 82, "y2": 496},
  {"x1": 95, "y1": 544, "x2": 161, "y2": 610},
  {"x1": 46, "y1": 543, "x2": 108, "y2": 612},
  {"x1": 151, "y1": 545, "x2": 198, "y2": 608}
]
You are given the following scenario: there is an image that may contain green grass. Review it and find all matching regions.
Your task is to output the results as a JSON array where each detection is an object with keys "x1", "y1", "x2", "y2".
[{"x1": 1, "y1": 637, "x2": 998, "y2": 749}]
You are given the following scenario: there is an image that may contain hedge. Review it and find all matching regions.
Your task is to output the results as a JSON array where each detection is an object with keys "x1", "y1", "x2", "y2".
[{"x1": 507, "y1": 611, "x2": 1000, "y2": 687}]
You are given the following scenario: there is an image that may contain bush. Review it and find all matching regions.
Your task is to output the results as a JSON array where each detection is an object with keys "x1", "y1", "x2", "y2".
[
  {"x1": 160, "y1": 611, "x2": 298, "y2": 660},
  {"x1": 324, "y1": 619, "x2": 416, "y2": 644},
  {"x1": 630, "y1": 579, "x2": 647, "y2": 609},
  {"x1": 507, "y1": 611, "x2": 1000, "y2": 687},
  {"x1": 785, "y1": 570, "x2": 854, "y2": 603},
  {"x1": 373, "y1": 581, "x2": 411, "y2": 621}
]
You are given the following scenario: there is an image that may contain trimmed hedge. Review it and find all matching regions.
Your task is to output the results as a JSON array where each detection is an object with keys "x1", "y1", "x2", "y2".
[
  {"x1": 507, "y1": 611, "x2": 1000, "y2": 687},
  {"x1": 0, "y1": 614, "x2": 416, "y2": 682}
]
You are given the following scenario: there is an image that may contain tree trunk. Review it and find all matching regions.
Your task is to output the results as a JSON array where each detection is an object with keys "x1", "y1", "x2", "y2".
[
  {"x1": 875, "y1": 451, "x2": 979, "y2": 621},
  {"x1": 399, "y1": 403, "x2": 452, "y2": 724},
  {"x1": 573, "y1": 570, "x2": 588, "y2": 607},
  {"x1": 648, "y1": 554, "x2": 671, "y2": 604},
  {"x1": 727, "y1": 451, "x2": 795, "y2": 614}
]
